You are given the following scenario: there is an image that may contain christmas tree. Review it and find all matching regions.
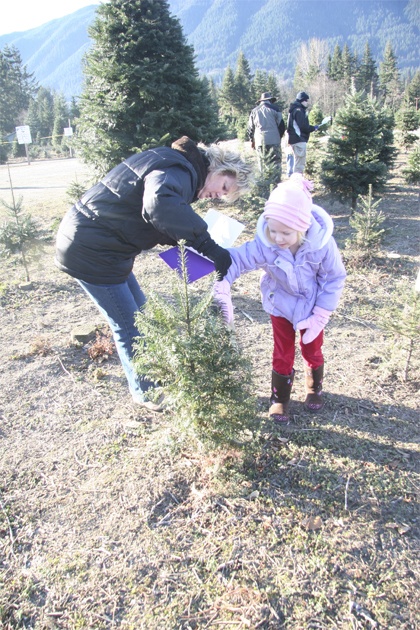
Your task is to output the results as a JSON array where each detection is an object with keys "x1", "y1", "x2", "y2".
[{"x1": 132, "y1": 242, "x2": 256, "y2": 449}]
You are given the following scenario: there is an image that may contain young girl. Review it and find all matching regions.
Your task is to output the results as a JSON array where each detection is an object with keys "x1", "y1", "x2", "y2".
[{"x1": 214, "y1": 173, "x2": 346, "y2": 423}]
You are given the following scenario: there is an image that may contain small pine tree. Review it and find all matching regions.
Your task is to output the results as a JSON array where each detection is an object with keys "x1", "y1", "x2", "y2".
[
  {"x1": 379, "y1": 280, "x2": 420, "y2": 382},
  {"x1": 0, "y1": 194, "x2": 41, "y2": 282},
  {"x1": 402, "y1": 142, "x2": 420, "y2": 185},
  {"x1": 395, "y1": 105, "x2": 420, "y2": 151},
  {"x1": 347, "y1": 185, "x2": 387, "y2": 252},
  {"x1": 132, "y1": 242, "x2": 256, "y2": 449}
]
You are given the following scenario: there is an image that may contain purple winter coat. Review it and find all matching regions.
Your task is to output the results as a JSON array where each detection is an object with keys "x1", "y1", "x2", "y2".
[{"x1": 226, "y1": 205, "x2": 346, "y2": 328}]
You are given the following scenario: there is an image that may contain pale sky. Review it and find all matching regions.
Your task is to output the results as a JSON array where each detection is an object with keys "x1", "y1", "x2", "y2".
[{"x1": 0, "y1": 0, "x2": 102, "y2": 36}]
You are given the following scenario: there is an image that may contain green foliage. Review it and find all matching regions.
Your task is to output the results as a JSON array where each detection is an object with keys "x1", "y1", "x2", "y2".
[
  {"x1": 357, "y1": 41, "x2": 378, "y2": 97},
  {"x1": 66, "y1": 180, "x2": 90, "y2": 205},
  {"x1": 132, "y1": 242, "x2": 256, "y2": 449},
  {"x1": 379, "y1": 41, "x2": 402, "y2": 110},
  {"x1": 395, "y1": 105, "x2": 419, "y2": 150},
  {"x1": 0, "y1": 45, "x2": 37, "y2": 134},
  {"x1": 378, "y1": 280, "x2": 420, "y2": 381},
  {"x1": 402, "y1": 142, "x2": 420, "y2": 184},
  {"x1": 237, "y1": 147, "x2": 279, "y2": 220},
  {"x1": 347, "y1": 185, "x2": 387, "y2": 252},
  {"x1": 0, "y1": 190, "x2": 42, "y2": 282},
  {"x1": 321, "y1": 89, "x2": 396, "y2": 208},
  {"x1": 76, "y1": 0, "x2": 224, "y2": 174}
]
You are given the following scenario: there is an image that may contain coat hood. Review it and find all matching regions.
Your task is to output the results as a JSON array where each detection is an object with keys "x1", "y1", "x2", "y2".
[{"x1": 256, "y1": 204, "x2": 334, "y2": 251}]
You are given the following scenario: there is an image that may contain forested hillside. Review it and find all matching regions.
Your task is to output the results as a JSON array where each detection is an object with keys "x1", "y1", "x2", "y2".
[{"x1": 0, "y1": 0, "x2": 418, "y2": 100}]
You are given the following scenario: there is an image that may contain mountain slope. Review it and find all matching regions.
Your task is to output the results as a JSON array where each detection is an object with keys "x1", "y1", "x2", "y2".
[{"x1": 0, "y1": 0, "x2": 418, "y2": 101}]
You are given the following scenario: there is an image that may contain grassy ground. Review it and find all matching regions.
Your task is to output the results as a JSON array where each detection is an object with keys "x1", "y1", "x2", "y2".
[{"x1": 0, "y1": 152, "x2": 419, "y2": 629}]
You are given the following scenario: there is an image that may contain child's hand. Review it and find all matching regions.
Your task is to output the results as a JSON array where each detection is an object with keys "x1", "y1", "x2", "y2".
[
  {"x1": 213, "y1": 279, "x2": 234, "y2": 330},
  {"x1": 297, "y1": 306, "x2": 331, "y2": 344}
]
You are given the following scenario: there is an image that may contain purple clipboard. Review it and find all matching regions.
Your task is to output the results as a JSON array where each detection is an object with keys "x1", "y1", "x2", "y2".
[{"x1": 159, "y1": 247, "x2": 216, "y2": 283}]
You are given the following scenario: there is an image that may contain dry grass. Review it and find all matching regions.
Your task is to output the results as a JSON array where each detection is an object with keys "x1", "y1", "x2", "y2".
[{"x1": 0, "y1": 153, "x2": 419, "y2": 629}]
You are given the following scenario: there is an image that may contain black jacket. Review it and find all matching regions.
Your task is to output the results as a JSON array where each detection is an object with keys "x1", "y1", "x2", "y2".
[
  {"x1": 55, "y1": 138, "x2": 212, "y2": 284},
  {"x1": 287, "y1": 100, "x2": 317, "y2": 144}
]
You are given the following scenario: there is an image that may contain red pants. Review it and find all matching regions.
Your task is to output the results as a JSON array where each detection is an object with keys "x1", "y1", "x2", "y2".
[{"x1": 270, "y1": 315, "x2": 324, "y2": 375}]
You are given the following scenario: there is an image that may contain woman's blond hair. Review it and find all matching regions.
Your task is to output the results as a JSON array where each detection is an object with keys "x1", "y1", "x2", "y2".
[{"x1": 201, "y1": 143, "x2": 255, "y2": 201}]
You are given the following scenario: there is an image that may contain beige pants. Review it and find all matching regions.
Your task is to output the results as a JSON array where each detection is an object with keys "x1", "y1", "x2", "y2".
[{"x1": 291, "y1": 142, "x2": 307, "y2": 174}]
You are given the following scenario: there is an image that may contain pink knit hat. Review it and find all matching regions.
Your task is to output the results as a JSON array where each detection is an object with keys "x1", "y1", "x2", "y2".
[{"x1": 263, "y1": 173, "x2": 314, "y2": 232}]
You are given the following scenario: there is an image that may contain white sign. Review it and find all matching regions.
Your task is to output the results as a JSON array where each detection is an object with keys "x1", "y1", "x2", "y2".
[
  {"x1": 15, "y1": 125, "x2": 32, "y2": 144},
  {"x1": 63, "y1": 127, "x2": 73, "y2": 137}
]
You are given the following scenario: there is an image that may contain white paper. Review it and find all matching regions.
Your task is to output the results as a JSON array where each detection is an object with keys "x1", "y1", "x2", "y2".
[
  {"x1": 203, "y1": 208, "x2": 245, "y2": 248},
  {"x1": 320, "y1": 116, "x2": 332, "y2": 126}
]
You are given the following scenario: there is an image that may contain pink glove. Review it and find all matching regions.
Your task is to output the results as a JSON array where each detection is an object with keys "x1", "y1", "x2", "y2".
[
  {"x1": 213, "y1": 279, "x2": 234, "y2": 330},
  {"x1": 296, "y1": 305, "x2": 331, "y2": 344}
]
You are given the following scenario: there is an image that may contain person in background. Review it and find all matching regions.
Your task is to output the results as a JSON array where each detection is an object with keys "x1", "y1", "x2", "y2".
[
  {"x1": 213, "y1": 173, "x2": 346, "y2": 424},
  {"x1": 55, "y1": 136, "x2": 253, "y2": 411},
  {"x1": 287, "y1": 91, "x2": 319, "y2": 174},
  {"x1": 247, "y1": 92, "x2": 285, "y2": 181},
  {"x1": 282, "y1": 131, "x2": 295, "y2": 177}
]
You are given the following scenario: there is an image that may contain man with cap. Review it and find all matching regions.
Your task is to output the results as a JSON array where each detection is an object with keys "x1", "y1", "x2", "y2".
[
  {"x1": 287, "y1": 91, "x2": 319, "y2": 174},
  {"x1": 247, "y1": 92, "x2": 285, "y2": 180}
]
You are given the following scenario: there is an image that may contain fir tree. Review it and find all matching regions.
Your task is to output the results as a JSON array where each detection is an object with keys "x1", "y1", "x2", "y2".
[
  {"x1": 402, "y1": 142, "x2": 420, "y2": 185},
  {"x1": 404, "y1": 70, "x2": 420, "y2": 108},
  {"x1": 0, "y1": 167, "x2": 42, "y2": 282},
  {"x1": 0, "y1": 45, "x2": 37, "y2": 133},
  {"x1": 395, "y1": 105, "x2": 420, "y2": 151},
  {"x1": 347, "y1": 185, "x2": 387, "y2": 251},
  {"x1": 234, "y1": 52, "x2": 254, "y2": 115},
  {"x1": 26, "y1": 87, "x2": 54, "y2": 145},
  {"x1": 76, "y1": 0, "x2": 224, "y2": 174},
  {"x1": 321, "y1": 89, "x2": 395, "y2": 208},
  {"x1": 52, "y1": 93, "x2": 70, "y2": 150},
  {"x1": 327, "y1": 44, "x2": 343, "y2": 81},
  {"x1": 132, "y1": 242, "x2": 256, "y2": 449},
  {"x1": 379, "y1": 280, "x2": 420, "y2": 382},
  {"x1": 379, "y1": 41, "x2": 402, "y2": 111},
  {"x1": 357, "y1": 42, "x2": 378, "y2": 97},
  {"x1": 341, "y1": 44, "x2": 358, "y2": 88}
]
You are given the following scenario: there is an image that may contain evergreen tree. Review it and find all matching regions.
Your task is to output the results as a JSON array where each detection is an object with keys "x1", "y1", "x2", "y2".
[
  {"x1": 342, "y1": 44, "x2": 358, "y2": 88},
  {"x1": 26, "y1": 87, "x2": 54, "y2": 144},
  {"x1": 0, "y1": 167, "x2": 42, "y2": 282},
  {"x1": 267, "y1": 73, "x2": 284, "y2": 109},
  {"x1": 322, "y1": 89, "x2": 395, "y2": 208},
  {"x1": 402, "y1": 142, "x2": 420, "y2": 185},
  {"x1": 357, "y1": 41, "x2": 378, "y2": 97},
  {"x1": 379, "y1": 41, "x2": 401, "y2": 110},
  {"x1": 348, "y1": 185, "x2": 387, "y2": 251},
  {"x1": 395, "y1": 105, "x2": 419, "y2": 151},
  {"x1": 0, "y1": 45, "x2": 37, "y2": 133},
  {"x1": 252, "y1": 69, "x2": 269, "y2": 103},
  {"x1": 234, "y1": 51, "x2": 253, "y2": 115},
  {"x1": 132, "y1": 242, "x2": 256, "y2": 448},
  {"x1": 76, "y1": 0, "x2": 224, "y2": 174},
  {"x1": 52, "y1": 93, "x2": 70, "y2": 149},
  {"x1": 219, "y1": 66, "x2": 236, "y2": 117},
  {"x1": 327, "y1": 45, "x2": 343, "y2": 81},
  {"x1": 404, "y1": 70, "x2": 420, "y2": 108}
]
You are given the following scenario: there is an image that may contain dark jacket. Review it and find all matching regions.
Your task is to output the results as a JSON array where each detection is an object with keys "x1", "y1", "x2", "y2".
[
  {"x1": 55, "y1": 138, "x2": 212, "y2": 284},
  {"x1": 287, "y1": 100, "x2": 317, "y2": 144}
]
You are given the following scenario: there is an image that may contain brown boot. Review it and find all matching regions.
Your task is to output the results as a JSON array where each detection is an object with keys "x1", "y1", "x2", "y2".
[
  {"x1": 269, "y1": 369, "x2": 294, "y2": 424},
  {"x1": 304, "y1": 365, "x2": 324, "y2": 412}
]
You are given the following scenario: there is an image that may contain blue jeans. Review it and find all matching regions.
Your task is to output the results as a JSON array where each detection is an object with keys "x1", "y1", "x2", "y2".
[
  {"x1": 286, "y1": 151, "x2": 294, "y2": 177},
  {"x1": 77, "y1": 273, "x2": 154, "y2": 402}
]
